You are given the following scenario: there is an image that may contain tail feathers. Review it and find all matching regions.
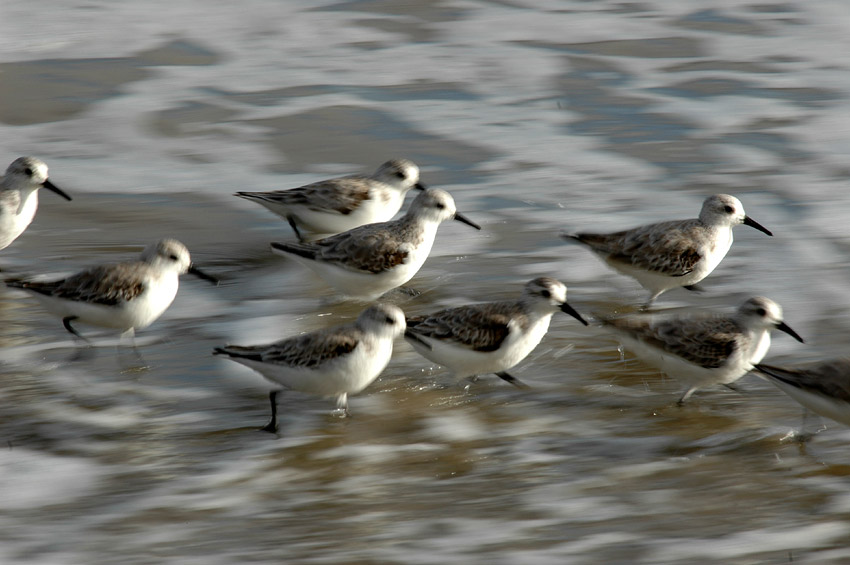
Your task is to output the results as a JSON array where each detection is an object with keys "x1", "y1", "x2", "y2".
[
  {"x1": 562, "y1": 232, "x2": 607, "y2": 248},
  {"x1": 270, "y1": 241, "x2": 317, "y2": 261},
  {"x1": 234, "y1": 191, "x2": 263, "y2": 201},
  {"x1": 4, "y1": 278, "x2": 27, "y2": 289},
  {"x1": 753, "y1": 364, "x2": 801, "y2": 389},
  {"x1": 4, "y1": 278, "x2": 58, "y2": 296},
  {"x1": 213, "y1": 346, "x2": 264, "y2": 362}
]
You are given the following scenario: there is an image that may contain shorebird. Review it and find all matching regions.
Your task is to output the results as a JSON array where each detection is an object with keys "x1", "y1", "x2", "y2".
[
  {"x1": 6, "y1": 239, "x2": 218, "y2": 346},
  {"x1": 214, "y1": 303, "x2": 407, "y2": 432},
  {"x1": 270, "y1": 188, "x2": 480, "y2": 300},
  {"x1": 404, "y1": 277, "x2": 588, "y2": 388},
  {"x1": 1, "y1": 156, "x2": 71, "y2": 252},
  {"x1": 563, "y1": 194, "x2": 772, "y2": 307},
  {"x1": 603, "y1": 296, "x2": 804, "y2": 403},
  {"x1": 236, "y1": 159, "x2": 425, "y2": 241}
]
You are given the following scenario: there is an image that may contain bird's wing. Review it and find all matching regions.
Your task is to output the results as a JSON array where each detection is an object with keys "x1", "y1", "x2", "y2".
[
  {"x1": 9, "y1": 262, "x2": 147, "y2": 305},
  {"x1": 607, "y1": 315, "x2": 739, "y2": 369},
  {"x1": 577, "y1": 220, "x2": 703, "y2": 276},
  {"x1": 407, "y1": 303, "x2": 518, "y2": 352},
  {"x1": 277, "y1": 223, "x2": 410, "y2": 274},
  {"x1": 261, "y1": 329, "x2": 362, "y2": 369},
  {"x1": 242, "y1": 176, "x2": 373, "y2": 215}
]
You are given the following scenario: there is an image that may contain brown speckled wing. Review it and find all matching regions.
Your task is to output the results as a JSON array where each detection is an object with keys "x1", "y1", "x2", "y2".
[
  {"x1": 310, "y1": 224, "x2": 410, "y2": 274},
  {"x1": 608, "y1": 316, "x2": 739, "y2": 369},
  {"x1": 259, "y1": 177, "x2": 373, "y2": 215},
  {"x1": 407, "y1": 302, "x2": 523, "y2": 352},
  {"x1": 578, "y1": 219, "x2": 703, "y2": 276},
  {"x1": 16, "y1": 263, "x2": 147, "y2": 306},
  {"x1": 302, "y1": 178, "x2": 373, "y2": 215},
  {"x1": 245, "y1": 329, "x2": 362, "y2": 369}
]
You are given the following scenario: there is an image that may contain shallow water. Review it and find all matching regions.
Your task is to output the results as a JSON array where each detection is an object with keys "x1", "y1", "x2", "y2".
[{"x1": 2, "y1": 0, "x2": 850, "y2": 563}]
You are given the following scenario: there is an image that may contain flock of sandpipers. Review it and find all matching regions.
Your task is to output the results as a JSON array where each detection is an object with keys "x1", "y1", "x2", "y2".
[{"x1": 2, "y1": 156, "x2": 847, "y2": 435}]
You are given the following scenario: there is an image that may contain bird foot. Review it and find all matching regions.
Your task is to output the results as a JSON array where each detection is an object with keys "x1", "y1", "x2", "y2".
[{"x1": 259, "y1": 420, "x2": 278, "y2": 434}]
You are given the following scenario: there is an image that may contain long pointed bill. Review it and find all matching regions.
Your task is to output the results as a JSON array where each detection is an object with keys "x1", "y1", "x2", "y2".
[
  {"x1": 560, "y1": 302, "x2": 589, "y2": 326},
  {"x1": 743, "y1": 215, "x2": 772, "y2": 236},
  {"x1": 188, "y1": 265, "x2": 219, "y2": 285},
  {"x1": 43, "y1": 178, "x2": 72, "y2": 201},
  {"x1": 453, "y1": 212, "x2": 481, "y2": 230},
  {"x1": 414, "y1": 182, "x2": 427, "y2": 191},
  {"x1": 776, "y1": 321, "x2": 804, "y2": 343}
]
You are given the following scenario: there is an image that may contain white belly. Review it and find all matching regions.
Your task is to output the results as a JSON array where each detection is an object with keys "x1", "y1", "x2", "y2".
[
  {"x1": 297, "y1": 231, "x2": 435, "y2": 299},
  {"x1": 412, "y1": 316, "x2": 553, "y2": 378},
  {"x1": 28, "y1": 274, "x2": 180, "y2": 332},
  {"x1": 237, "y1": 336, "x2": 393, "y2": 397},
  {"x1": 0, "y1": 193, "x2": 37, "y2": 250},
  {"x1": 263, "y1": 191, "x2": 405, "y2": 237}
]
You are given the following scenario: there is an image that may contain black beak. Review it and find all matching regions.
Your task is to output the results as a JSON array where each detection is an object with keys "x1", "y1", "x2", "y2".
[
  {"x1": 743, "y1": 215, "x2": 772, "y2": 236},
  {"x1": 560, "y1": 302, "x2": 589, "y2": 326},
  {"x1": 414, "y1": 182, "x2": 427, "y2": 191},
  {"x1": 453, "y1": 212, "x2": 481, "y2": 230},
  {"x1": 43, "y1": 178, "x2": 72, "y2": 201},
  {"x1": 189, "y1": 265, "x2": 219, "y2": 285},
  {"x1": 776, "y1": 321, "x2": 804, "y2": 343}
]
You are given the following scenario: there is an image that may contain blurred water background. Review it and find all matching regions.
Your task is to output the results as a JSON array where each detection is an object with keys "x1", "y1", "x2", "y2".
[{"x1": 2, "y1": 0, "x2": 850, "y2": 563}]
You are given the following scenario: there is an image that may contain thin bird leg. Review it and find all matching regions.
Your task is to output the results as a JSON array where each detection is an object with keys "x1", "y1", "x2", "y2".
[
  {"x1": 286, "y1": 216, "x2": 305, "y2": 243},
  {"x1": 677, "y1": 386, "x2": 698, "y2": 406},
  {"x1": 495, "y1": 371, "x2": 531, "y2": 390},
  {"x1": 118, "y1": 327, "x2": 139, "y2": 355},
  {"x1": 62, "y1": 316, "x2": 92, "y2": 344},
  {"x1": 118, "y1": 328, "x2": 148, "y2": 371},
  {"x1": 335, "y1": 393, "x2": 350, "y2": 418},
  {"x1": 63, "y1": 316, "x2": 95, "y2": 361},
  {"x1": 641, "y1": 292, "x2": 661, "y2": 311},
  {"x1": 260, "y1": 390, "x2": 280, "y2": 433}
]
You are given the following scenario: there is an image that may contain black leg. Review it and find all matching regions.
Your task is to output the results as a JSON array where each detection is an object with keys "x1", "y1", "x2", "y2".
[
  {"x1": 286, "y1": 216, "x2": 304, "y2": 243},
  {"x1": 62, "y1": 316, "x2": 92, "y2": 344},
  {"x1": 495, "y1": 371, "x2": 530, "y2": 389},
  {"x1": 684, "y1": 284, "x2": 705, "y2": 293},
  {"x1": 259, "y1": 390, "x2": 279, "y2": 433}
]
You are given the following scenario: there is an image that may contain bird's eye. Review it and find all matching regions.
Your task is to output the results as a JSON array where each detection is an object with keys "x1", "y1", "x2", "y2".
[
  {"x1": 435, "y1": 203, "x2": 446, "y2": 210},
  {"x1": 724, "y1": 205, "x2": 734, "y2": 214},
  {"x1": 395, "y1": 171, "x2": 406, "y2": 179},
  {"x1": 756, "y1": 308, "x2": 766, "y2": 317},
  {"x1": 541, "y1": 289, "x2": 551, "y2": 298},
  {"x1": 23, "y1": 168, "x2": 33, "y2": 177},
  {"x1": 384, "y1": 316, "x2": 395, "y2": 324},
  {"x1": 168, "y1": 254, "x2": 179, "y2": 261}
]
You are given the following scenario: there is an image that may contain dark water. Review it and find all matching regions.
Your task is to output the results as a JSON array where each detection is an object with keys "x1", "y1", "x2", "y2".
[{"x1": 2, "y1": 1, "x2": 850, "y2": 563}]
